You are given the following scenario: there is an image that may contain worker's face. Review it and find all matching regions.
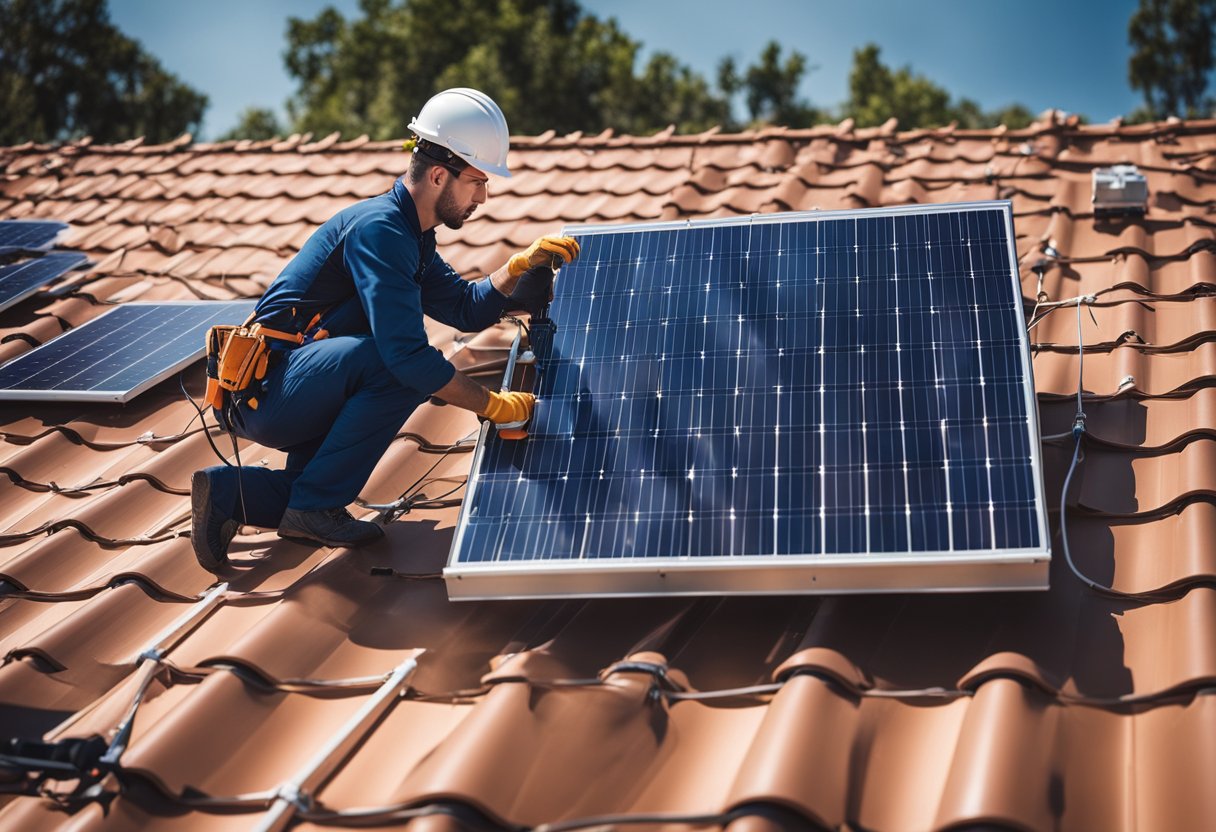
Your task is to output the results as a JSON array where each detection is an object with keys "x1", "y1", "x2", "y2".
[{"x1": 435, "y1": 166, "x2": 489, "y2": 230}]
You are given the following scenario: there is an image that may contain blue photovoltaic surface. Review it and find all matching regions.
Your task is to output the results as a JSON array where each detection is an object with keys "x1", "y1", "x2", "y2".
[
  {"x1": 0, "y1": 252, "x2": 89, "y2": 313},
  {"x1": 454, "y1": 203, "x2": 1044, "y2": 572},
  {"x1": 0, "y1": 220, "x2": 68, "y2": 256},
  {"x1": 0, "y1": 301, "x2": 254, "y2": 402}
]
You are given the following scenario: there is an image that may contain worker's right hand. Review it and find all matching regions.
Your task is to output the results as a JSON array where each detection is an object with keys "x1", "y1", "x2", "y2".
[
  {"x1": 508, "y1": 235, "x2": 580, "y2": 278},
  {"x1": 480, "y1": 390, "x2": 534, "y2": 425}
]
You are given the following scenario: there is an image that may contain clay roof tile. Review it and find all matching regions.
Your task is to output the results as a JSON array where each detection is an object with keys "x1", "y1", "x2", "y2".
[{"x1": 0, "y1": 119, "x2": 1214, "y2": 829}]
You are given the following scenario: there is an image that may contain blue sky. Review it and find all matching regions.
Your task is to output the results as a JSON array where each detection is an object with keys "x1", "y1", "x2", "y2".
[{"x1": 109, "y1": 0, "x2": 1144, "y2": 140}]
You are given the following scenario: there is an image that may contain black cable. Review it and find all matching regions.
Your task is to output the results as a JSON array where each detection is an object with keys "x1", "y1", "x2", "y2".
[
  {"x1": 225, "y1": 400, "x2": 251, "y2": 531},
  {"x1": 175, "y1": 372, "x2": 205, "y2": 435},
  {"x1": 396, "y1": 431, "x2": 476, "y2": 454},
  {"x1": 1057, "y1": 432, "x2": 1173, "y2": 604},
  {"x1": 359, "y1": 429, "x2": 477, "y2": 520},
  {"x1": 1055, "y1": 300, "x2": 1176, "y2": 604},
  {"x1": 534, "y1": 809, "x2": 744, "y2": 832},
  {"x1": 397, "y1": 454, "x2": 457, "y2": 505},
  {"x1": 298, "y1": 800, "x2": 742, "y2": 830},
  {"x1": 299, "y1": 801, "x2": 520, "y2": 830},
  {"x1": 404, "y1": 478, "x2": 466, "y2": 510},
  {"x1": 178, "y1": 372, "x2": 234, "y2": 468}
]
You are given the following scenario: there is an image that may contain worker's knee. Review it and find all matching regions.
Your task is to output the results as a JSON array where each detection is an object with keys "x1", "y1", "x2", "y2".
[{"x1": 283, "y1": 335, "x2": 397, "y2": 396}]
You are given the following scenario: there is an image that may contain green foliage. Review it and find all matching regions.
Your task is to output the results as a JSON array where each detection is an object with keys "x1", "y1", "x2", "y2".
[
  {"x1": 982, "y1": 103, "x2": 1036, "y2": 130},
  {"x1": 719, "y1": 42, "x2": 825, "y2": 128},
  {"x1": 1128, "y1": 0, "x2": 1216, "y2": 119},
  {"x1": 284, "y1": 0, "x2": 730, "y2": 137},
  {"x1": 846, "y1": 44, "x2": 946, "y2": 128},
  {"x1": 282, "y1": 3, "x2": 1047, "y2": 136},
  {"x1": 218, "y1": 107, "x2": 286, "y2": 141},
  {"x1": 0, "y1": 0, "x2": 208, "y2": 144},
  {"x1": 843, "y1": 44, "x2": 1036, "y2": 129}
]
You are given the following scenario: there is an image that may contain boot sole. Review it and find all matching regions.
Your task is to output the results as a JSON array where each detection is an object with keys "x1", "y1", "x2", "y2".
[
  {"x1": 276, "y1": 528, "x2": 384, "y2": 548},
  {"x1": 276, "y1": 520, "x2": 384, "y2": 549},
  {"x1": 191, "y1": 470, "x2": 238, "y2": 572}
]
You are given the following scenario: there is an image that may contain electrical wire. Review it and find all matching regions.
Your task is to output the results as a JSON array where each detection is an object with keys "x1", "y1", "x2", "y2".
[
  {"x1": 225, "y1": 410, "x2": 251, "y2": 538},
  {"x1": 178, "y1": 372, "x2": 234, "y2": 468},
  {"x1": 358, "y1": 428, "x2": 478, "y2": 521},
  {"x1": 395, "y1": 431, "x2": 477, "y2": 454},
  {"x1": 1053, "y1": 298, "x2": 1176, "y2": 604},
  {"x1": 296, "y1": 800, "x2": 743, "y2": 830},
  {"x1": 296, "y1": 801, "x2": 520, "y2": 829}
]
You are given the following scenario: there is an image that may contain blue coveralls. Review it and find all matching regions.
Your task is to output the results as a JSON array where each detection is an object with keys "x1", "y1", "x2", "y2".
[{"x1": 208, "y1": 178, "x2": 510, "y2": 527}]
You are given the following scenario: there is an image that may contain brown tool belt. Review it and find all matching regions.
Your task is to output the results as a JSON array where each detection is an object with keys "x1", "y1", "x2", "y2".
[{"x1": 204, "y1": 311, "x2": 328, "y2": 411}]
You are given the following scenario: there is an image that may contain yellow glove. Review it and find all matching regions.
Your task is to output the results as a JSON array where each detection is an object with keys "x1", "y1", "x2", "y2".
[
  {"x1": 480, "y1": 390, "x2": 535, "y2": 424},
  {"x1": 508, "y1": 235, "x2": 581, "y2": 278}
]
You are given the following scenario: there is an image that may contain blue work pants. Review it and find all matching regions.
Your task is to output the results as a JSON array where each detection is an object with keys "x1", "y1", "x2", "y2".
[{"x1": 209, "y1": 335, "x2": 428, "y2": 527}]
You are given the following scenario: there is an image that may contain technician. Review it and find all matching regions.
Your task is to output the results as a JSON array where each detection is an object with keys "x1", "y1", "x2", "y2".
[{"x1": 190, "y1": 87, "x2": 579, "y2": 572}]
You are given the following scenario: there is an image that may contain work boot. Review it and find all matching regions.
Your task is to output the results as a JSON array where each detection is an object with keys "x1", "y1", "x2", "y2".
[
  {"x1": 277, "y1": 507, "x2": 384, "y2": 547},
  {"x1": 191, "y1": 468, "x2": 240, "y2": 572}
]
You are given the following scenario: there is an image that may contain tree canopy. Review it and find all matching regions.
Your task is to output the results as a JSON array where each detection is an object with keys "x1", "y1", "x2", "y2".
[
  {"x1": 217, "y1": 107, "x2": 286, "y2": 142},
  {"x1": 1128, "y1": 0, "x2": 1216, "y2": 120},
  {"x1": 279, "y1": 0, "x2": 1040, "y2": 140},
  {"x1": 0, "y1": 0, "x2": 208, "y2": 145},
  {"x1": 719, "y1": 42, "x2": 825, "y2": 128},
  {"x1": 283, "y1": 0, "x2": 733, "y2": 138},
  {"x1": 844, "y1": 45, "x2": 1033, "y2": 130}
]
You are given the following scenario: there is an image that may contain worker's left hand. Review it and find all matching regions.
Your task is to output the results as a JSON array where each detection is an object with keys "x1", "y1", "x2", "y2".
[
  {"x1": 505, "y1": 264, "x2": 555, "y2": 317},
  {"x1": 508, "y1": 235, "x2": 580, "y2": 278}
]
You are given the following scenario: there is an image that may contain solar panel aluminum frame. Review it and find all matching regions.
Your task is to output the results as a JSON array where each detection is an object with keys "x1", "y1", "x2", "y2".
[
  {"x1": 0, "y1": 219, "x2": 69, "y2": 252},
  {"x1": 0, "y1": 300, "x2": 255, "y2": 404},
  {"x1": 445, "y1": 201, "x2": 1051, "y2": 600},
  {"x1": 0, "y1": 252, "x2": 90, "y2": 314}
]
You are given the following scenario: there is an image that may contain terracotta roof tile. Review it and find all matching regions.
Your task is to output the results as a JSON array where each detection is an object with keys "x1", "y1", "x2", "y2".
[{"x1": 1, "y1": 120, "x2": 1214, "y2": 828}]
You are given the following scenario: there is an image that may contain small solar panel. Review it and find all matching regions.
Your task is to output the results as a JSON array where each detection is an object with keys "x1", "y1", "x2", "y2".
[
  {"x1": 0, "y1": 301, "x2": 254, "y2": 403},
  {"x1": 0, "y1": 252, "x2": 89, "y2": 313},
  {"x1": 446, "y1": 201, "x2": 1049, "y2": 599},
  {"x1": 0, "y1": 220, "x2": 69, "y2": 256}
]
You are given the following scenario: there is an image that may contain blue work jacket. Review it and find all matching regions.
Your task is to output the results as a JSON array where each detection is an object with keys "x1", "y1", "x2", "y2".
[{"x1": 253, "y1": 178, "x2": 510, "y2": 395}]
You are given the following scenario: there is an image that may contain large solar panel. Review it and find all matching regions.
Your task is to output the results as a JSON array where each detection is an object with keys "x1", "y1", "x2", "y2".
[
  {"x1": 0, "y1": 220, "x2": 69, "y2": 256},
  {"x1": 446, "y1": 202, "x2": 1049, "y2": 599},
  {"x1": 0, "y1": 301, "x2": 254, "y2": 403},
  {"x1": 0, "y1": 252, "x2": 89, "y2": 313}
]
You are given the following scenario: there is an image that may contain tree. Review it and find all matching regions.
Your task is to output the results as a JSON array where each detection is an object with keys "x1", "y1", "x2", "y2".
[
  {"x1": 1128, "y1": 0, "x2": 1216, "y2": 119},
  {"x1": 844, "y1": 44, "x2": 1034, "y2": 129},
  {"x1": 0, "y1": 0, "x2": 208, "y2": 144},
  {"x1": 282, "y1": 2, "x2": 1038, "y2": 137},
  {"x1": 284, "y1": 0, "x2": 730, "y2": 138},
  {"x1": 718, "y1": 41, "x2": 824, "y2": 128},
  {"x1": 218, "y1": 107, "x2": 286, "y2": 141}
]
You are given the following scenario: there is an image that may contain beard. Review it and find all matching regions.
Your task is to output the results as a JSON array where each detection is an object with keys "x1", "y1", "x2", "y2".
[{"x1": 435, "y1": 178, "x2": 475, "y2": 230}]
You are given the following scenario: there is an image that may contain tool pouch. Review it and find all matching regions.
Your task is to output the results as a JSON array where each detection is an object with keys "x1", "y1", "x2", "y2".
[
  {"x1": 204, "y1": 324, "x2": 235, "y2": 410},
  {"x1": 204, "y1": 322, "x2": 272, "y2": 410}
]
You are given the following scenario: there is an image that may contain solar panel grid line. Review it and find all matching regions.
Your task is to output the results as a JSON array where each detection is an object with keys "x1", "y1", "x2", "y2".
[
  {"x1": 448, "y1": 201, "x2": 1049, "y2": 598},
  {"x1": 0, "y1": 300, "x2": 256, "y2": 402},
  {"x1": 11, "y1": 304, "x2": 167, "y2": 391},
  {"x1": 0, "y1": 219, "x2": 69, "y2": 252},
  {"x1": 0, "y1": 251, "x2": 89, "y2": 314}
]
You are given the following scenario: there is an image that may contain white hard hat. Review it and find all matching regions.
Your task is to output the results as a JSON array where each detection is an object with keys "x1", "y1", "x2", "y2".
[{"x1": 408, "y1": 88, "x2": 512, "y2": 178}]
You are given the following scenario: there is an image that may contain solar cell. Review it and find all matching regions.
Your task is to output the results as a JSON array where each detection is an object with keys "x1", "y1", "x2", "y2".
[
  {"x1": 447, "y1": 202, "x2": 1049, "y2": 599},
  {"x1": 0, "y1": 220, "x2": 69, "y2": 255},
  {"x1": 0, "y1": 300, "x2": 255, "y2": 403},
  {"x1": 0, "y1": 252, "x2": 89, "y2": 313}
]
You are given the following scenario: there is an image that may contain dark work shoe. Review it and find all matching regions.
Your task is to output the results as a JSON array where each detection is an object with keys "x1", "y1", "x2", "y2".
[
  {"x1": 277, "y1": 507, "x2": 384, "y2": 548},
  {"x1": 191, "y1": 469, "x2": 239, "y2": 572}
]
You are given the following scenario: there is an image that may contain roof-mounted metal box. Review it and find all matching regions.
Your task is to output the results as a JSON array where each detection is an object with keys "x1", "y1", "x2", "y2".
[{"x1": 1092, "y1": 164, "x2": 1148, "y2": 215}]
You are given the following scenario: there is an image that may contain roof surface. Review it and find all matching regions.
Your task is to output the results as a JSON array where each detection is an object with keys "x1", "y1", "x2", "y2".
[{"x1": 0, "y1": 113, "x2": 1214, "y2": 830}]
